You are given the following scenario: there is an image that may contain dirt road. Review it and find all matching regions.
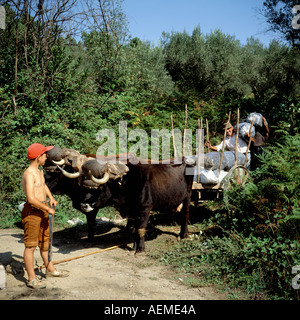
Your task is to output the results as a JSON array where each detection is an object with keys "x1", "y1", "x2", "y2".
[{"x1": 0, "y1": 219, "x2": 226, "y2": 300}]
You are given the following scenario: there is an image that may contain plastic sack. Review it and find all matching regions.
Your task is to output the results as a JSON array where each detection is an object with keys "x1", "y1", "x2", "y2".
[
  {"x1": 18, "y1": 202, "x2": 26, "y2": 212},
  {"x1": 235, "y1": 122, "x2": 255, "y2": 139},
  {"x1": 200, "y1": 169, "x2": 228, "y2": 184},
  {"x1": 203, "y1": 152, "x2": 228, "y2": 171},
  {"x1": 246, "y1": 112, "x2": 268, "y2": 128},
  {"x1": 223, "y1": 151, "x2": 245, "y2": 171}
]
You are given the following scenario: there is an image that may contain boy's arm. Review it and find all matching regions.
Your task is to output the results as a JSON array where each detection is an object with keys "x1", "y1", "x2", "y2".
[
  {"x1": 45, "y1": 184, "x2": 57, "y2": 208},
  {"x1": 23, "y1": 171, "x2": 52, "y2": 213}
]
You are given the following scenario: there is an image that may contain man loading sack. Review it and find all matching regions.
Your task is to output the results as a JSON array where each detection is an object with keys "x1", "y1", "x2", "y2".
[{"x1": 205, "y1": 122, "x2": 251, "y2": 170}]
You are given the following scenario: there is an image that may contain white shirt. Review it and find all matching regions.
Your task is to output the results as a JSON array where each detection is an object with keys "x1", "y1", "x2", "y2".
[{"x1": 215, "y1": 133, "x2": 249, "y2": 154}]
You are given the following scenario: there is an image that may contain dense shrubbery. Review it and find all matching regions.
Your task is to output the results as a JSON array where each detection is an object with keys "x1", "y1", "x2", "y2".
[{"x1": 162, "y1": 132, "x2": 300, "y2": 299}]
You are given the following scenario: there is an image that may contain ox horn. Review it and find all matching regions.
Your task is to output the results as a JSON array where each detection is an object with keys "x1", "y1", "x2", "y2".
[
  {"x1": 91, "y1": 172, "x2": 110, "y2": 185},
  {"x1": 56, "y1": 165, "x2": 81, "y2": 179},
  {"x1": 52, "y1": 159, "x2": 65, "y2": 166}
]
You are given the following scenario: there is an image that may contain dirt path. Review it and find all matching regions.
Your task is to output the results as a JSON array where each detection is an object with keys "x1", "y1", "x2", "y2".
[{"x1": 0, "y1": 220, "x2": 227, "y2": 300}]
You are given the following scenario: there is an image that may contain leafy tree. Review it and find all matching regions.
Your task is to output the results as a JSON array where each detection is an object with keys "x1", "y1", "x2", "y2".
[
  {"x1": 241, "y1": 37, "x2": 300, "y2": 100},
  {"x1": 262, "y1": 0, "x2": 300, "y2": 46},
  {"x1": 164, "y1": 27, "x2": 251, "y2": 98}
]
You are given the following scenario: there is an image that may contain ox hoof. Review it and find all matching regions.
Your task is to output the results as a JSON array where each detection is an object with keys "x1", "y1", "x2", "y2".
[
  {"x1": 135, "y1": 250, "x2": 146, "y2": 256},
  {"x1": 179, "y1": 233, "x2": 190, "y2": 240},
  {"x1": 134, "y1": 245, "x2": 146, "y2": 255}
]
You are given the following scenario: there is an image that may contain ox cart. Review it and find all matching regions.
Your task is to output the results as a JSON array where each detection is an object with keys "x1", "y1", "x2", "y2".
[
  {"x1": 185, "y1": 108, "x2": 252, "y2": 204},
  {"x1": 191, "y1": 165, "x2": 250, "y2": 203}
]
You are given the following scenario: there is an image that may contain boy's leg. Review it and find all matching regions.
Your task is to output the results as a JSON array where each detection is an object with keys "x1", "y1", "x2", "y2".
[
  {"x1": 38, "y1": 210, "x2": 54, "y2": 272},
  {"x1": 38, "y1": 211, "x2": 69, "y2": 278},
  {"x1": 22, "y1": 204, "x2": 43, "y2": 281},
  {"x1": 40, "y1": 249, "x2": 69, "y2": 277},
  {"x1": 23, "y1": 247, "x2": 36, "y2": 281},
  {"x1": 40, "y1": 249, "x2": 55, "y2": 273}
]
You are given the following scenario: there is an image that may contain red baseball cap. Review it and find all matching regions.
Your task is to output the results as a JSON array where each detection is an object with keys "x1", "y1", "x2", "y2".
[{"x1": 27, "y1": 143, "x2": 54, "y2": 160}]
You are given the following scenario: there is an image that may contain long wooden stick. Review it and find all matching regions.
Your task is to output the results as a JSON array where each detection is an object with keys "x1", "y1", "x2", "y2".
[
  {"x1": 206, "y1": 118, "x2": 210, "y2": 153},
  {"x1": 234, "y1": 109, "x2": 240, "y2": 183},
  {"x1": 197, "y1": 117, "x2": 203, "y2": 183},
  {"x1": 219, "y1": 111, "x2": 231, "y2": 175},
  {"x1": 243, "y1": 118, "x2": 255, "y2": 168},
  {"x1": 183, "y1": 105, "x2": 188, "y2": 157},
  {"x1": 234, "y1": 108, "x2": 240, "y2": 167},
  {"x1": 171, "y1": 114, "x2": 177, "y2": 158},
  {"x1": 35, "y1": 245, "x2": 122, "y2": 271}
]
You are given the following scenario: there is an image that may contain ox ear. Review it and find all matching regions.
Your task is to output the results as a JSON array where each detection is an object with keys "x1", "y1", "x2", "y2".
[{"x1": 106, "y1": 162, "x2": 129, "y2": 180}]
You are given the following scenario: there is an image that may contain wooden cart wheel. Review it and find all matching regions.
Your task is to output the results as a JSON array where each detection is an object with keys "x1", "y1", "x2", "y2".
[{"x1": 222, "y1": 165, "x2": 249, "y2": 190}]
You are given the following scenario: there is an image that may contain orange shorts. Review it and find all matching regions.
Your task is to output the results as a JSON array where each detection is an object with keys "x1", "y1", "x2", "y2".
[{"x1": 21, "y1": 203, "x2": 49, "y2": 251}]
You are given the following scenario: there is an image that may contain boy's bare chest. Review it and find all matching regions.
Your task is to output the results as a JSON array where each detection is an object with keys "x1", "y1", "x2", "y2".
[{"x1": 32, "y1": 170, "x2": 45, "y2": 188}]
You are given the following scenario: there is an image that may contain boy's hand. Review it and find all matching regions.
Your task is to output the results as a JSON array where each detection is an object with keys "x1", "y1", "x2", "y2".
[
  {"x1": 49, "y1": 198, "x2": 57, "y2": 208},
  {"x1": 48, "y1": 207, "x2": 55, "y2": 216}
]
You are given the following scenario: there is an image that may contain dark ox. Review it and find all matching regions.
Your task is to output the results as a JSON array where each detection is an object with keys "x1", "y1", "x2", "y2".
[
  {"x1": 44, "y1": 146, "x2": 105, "y2": 239},
  {"x1": 45, "y1": 147, "x2": 195, "y2": 253}
]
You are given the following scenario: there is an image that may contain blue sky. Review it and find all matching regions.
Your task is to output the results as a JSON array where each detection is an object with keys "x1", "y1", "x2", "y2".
[{"x1": 123, "y1": 0, "x2": 275, "y2": 46}]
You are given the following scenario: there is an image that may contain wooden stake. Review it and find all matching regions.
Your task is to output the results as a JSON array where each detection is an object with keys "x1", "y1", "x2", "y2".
[
  {"x1": 234, "y1": 108, "x2": 240, "y2": 183},
  {"x1": 197, "y1": 117, "x2": 203, "y2": 183},
  {"x1": 183, "y1": 105, "x2": 188, "y2": 157},
  {"x1": 243, "y1": 118, "x2": 255, "y2": 168},
  {"x1": 234, "y1": 108, "x2": 240, "y2": 167},
  {"x1": 171, "y1": 114, "x2": 177, "y2": 158},
  {"x1": 206, "y1": 118, "x2": 210, "y2": 153},
  {"x1": 219, "y1": 111, "x2": 231, "y2": 175}
]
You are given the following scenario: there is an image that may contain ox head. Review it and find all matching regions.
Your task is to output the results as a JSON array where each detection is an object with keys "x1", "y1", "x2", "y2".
[
  {"x1": 45, "y1": 146, "x2": 86, "y2": 176},
  {"x1": 78, "y1": 159, "x2": 129, "y2": 213},
  {"x1": 44, "y1": 146, "x2": 89, "y2": 195},
  {"x1": 44, "y1": 146, "x2": 67, "y2": 172}
]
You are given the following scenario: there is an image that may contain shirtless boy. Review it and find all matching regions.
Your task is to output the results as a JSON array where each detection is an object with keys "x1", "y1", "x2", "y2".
[{"x1": 21, "y1": 143, "x2": 68, "y2": 289}]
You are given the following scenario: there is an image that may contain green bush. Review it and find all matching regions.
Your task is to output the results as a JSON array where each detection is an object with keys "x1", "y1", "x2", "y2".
[
  {"x1": 222, "y1": 134, "x2": 300, "y2": 238},
  {"x1": 162, "y1": 133, "x2": 300, "y2": 299},
  {"x1": 162, "y1": 233, "x2": 298, "y2": 299}
]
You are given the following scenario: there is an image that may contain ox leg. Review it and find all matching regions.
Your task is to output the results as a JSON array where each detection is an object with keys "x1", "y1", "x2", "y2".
[
  {"x1": 180, "y1": 194, "x2": 191, "y2": 239},
  {"x1": 134, "y1": 209, "x2": 151, "y2": 254},
  {"x1": 124, "y1": 218, "x2": 135, "y2": 233},
  {"x1": 85, "y1": 210, "x2": 97, "y2": 241}
]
